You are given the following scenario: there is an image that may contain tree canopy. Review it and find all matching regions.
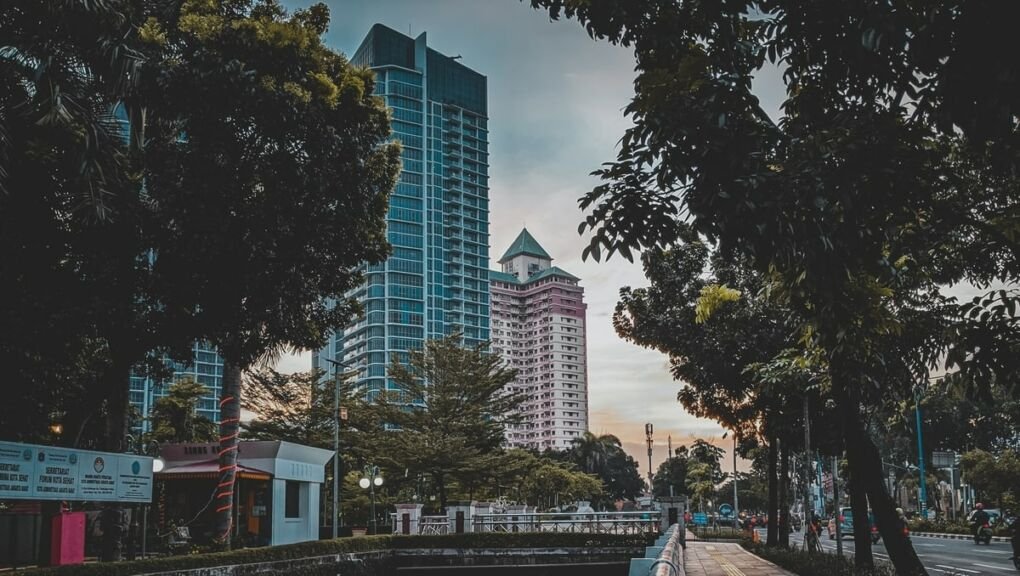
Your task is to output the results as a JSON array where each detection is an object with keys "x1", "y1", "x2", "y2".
[
  {"x1": 371, "y1": 334, "x2": 523, "y2": 511},
  {"x1": 527, "y1": 1, "x2": 1020, "y2": 572}
]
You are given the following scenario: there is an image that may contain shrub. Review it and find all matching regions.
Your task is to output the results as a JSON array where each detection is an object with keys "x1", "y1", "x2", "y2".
[
  {"x1": 742, "y1": 541, "x2": 898, "y2": 576},
  {"x1": 20, "y1": 532, "x2": 654, "y2": 576},
  {"x1": 908, "y1": 518, "x2": 1012, "y2": 537}
]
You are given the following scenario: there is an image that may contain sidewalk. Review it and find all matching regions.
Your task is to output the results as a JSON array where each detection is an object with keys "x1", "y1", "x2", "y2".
[{"x1": 685, "y1": 533, "x2": 794, "y2": 576}]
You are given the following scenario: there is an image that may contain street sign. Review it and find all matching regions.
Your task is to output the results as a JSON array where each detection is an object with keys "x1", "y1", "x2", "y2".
[
  {"x1": 932, "y1": 451, "x2": 957, "y2": 468},
  {"x1": 0, "y1": 441, "x2": 152, "y2": 503},
  {"x1": 719, "y1": 503, "x2": 734, "y2": 518},
  {"x1": 693, "y1": 512, "x2": 708, "y2": 526}
]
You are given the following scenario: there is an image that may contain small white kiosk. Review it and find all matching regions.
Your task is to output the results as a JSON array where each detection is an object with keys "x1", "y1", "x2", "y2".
[{"x1": 158, "y1": 440, "x2": 333, "y2": 546}]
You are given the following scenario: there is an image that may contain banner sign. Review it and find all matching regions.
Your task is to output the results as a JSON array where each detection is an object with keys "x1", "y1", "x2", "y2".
[
  {"x1": 0, "y1": 441, "x2": 152, "y2": 503},
  {"x1": 693, "y1": 512, "x2": 709, "y2": 526}
]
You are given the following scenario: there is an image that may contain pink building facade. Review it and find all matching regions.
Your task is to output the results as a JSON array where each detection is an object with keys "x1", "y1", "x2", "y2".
[{"x1": 490, "y1": 229, "x2": 589, "y2": 450}]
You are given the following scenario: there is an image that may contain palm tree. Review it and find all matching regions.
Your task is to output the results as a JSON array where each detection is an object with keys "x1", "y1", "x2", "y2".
[{"x1": 570, "y1": 432, "x2": 622, "y2": 474}]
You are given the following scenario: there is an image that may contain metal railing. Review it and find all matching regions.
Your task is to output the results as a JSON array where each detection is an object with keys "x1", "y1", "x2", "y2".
[
  {"x1": 419, "y1": 516, "x2": 449, "y2": 535},
  {"x1": 472, "y1": 511, "x2": 660, "y2": 535}
]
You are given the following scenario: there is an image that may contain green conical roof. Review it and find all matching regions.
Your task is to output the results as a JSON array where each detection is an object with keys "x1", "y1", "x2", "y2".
[{"x1": 498, "y1": 228, "x2": 551, "y2": 263}]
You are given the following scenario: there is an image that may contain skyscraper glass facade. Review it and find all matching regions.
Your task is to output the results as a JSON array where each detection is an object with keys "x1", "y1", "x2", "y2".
[
  {"x1": 314, "y1": 25, "x2": 489, "y2": 395},
  {"x1": 129, "y1": 342, "x2": 224, "y2": 432}
]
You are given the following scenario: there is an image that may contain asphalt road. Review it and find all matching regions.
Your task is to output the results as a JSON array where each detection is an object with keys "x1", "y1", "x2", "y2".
[{"x1": 780, "y1": 529, "x2": 1017, "y2": 574}]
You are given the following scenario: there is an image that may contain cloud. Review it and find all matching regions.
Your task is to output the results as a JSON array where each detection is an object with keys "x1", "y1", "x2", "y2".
[{"x1": 272, "y1": 0, "x2": 735, "y2": 472}]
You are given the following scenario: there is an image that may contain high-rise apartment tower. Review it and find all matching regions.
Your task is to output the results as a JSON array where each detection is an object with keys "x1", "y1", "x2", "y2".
[
  {"x1": 490, "y1": 229, "x2": 589, "y2": 450},
  {"x1": 314, "y1": 25, "x2": 490, "y2": 394}
]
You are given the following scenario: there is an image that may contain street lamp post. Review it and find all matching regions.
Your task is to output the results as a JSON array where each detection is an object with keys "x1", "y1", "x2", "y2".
[
  {"x1": 323, "y1": 358, "x2": 350, "y2": 538},
  {"x1": 913, "y1": 383, "x2": 928, "y2": 519},
  {"x1": 733, "y1": 434, "x2": 739, "y2": 530},
  {"x1": 644, "y1": 423, "x2": 654, "y2": 494},
  {"x1": 359, "y1": 466, "x2": 383, "y2": 535}
]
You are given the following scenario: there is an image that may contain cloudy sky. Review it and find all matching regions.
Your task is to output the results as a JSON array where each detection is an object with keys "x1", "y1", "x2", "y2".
[{"x1": 274, "y1": 0, "x2": 741, "y2": 476}]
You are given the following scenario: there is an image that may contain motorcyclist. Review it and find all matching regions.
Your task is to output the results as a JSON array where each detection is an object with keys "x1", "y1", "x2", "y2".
[
  {"x1": 1005, "y1": 509, "x2": 1018, "y2": 566},
  {"x1": 971, "y1": 503, "x2": 991, "y2": 543}
]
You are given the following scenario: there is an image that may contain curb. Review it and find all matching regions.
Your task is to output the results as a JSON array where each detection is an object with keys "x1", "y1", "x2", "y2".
[{"x1": 911, "y1": 531, "x2": 1010, "y2": 543}]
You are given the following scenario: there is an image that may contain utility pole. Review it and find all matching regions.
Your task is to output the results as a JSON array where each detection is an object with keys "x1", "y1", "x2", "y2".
[
  {"x1": 833, "y1": 455, "x2": 842, "y2": 556},
  {"x1": 645, "y1": 423, "x2": 654, "y2": 494},
  {"x1": 668, "y1": 435, "x2": 674, "y2": 497},
  {"x1": 733, "y1": 433, "x2": 739, "y2": 530},
  {"x1": 324, "y1": 357, "x2": 348, "y2": 538},
  {"x1": 914, "y1": 383, "x2": 928, "y2": 519},
  {"x1": 803, "y1": 396, "x2": 813, "y2": 542}
]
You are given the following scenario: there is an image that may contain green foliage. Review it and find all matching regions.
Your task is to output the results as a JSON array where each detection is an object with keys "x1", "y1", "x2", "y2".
[
  {"x1": 19, "y1": 532, "x2": 653, "y2": 576},
  {"x1": 694, "y1": 284, "x2": 741, "y2": 324},
  {"x1": 960, "y1": 449, "x2": 1020, "y2": 510},
  {"x1": 652, "y1": 452, "x2": 687, "y2": 498},
  {"x1": 371, "y1": 334, "x2": 523, "y2": 510},
  {"x1": 558, "y1": 432, "x2": 644, "y2": 506},
  {"x1": 528, "y1": 1, "x2": 1020, "y2": 570},
  {"x1": 144, "y1": 379, "x2": 217, "y2": 444}
]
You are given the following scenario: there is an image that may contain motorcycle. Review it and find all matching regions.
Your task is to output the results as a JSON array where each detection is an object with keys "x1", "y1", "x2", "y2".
[{"x1": 974, "y1": 521, "x2": 993, "y2": 545}]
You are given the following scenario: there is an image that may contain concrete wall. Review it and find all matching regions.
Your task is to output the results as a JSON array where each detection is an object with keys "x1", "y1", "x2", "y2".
[{"x1": 269, "y1": 478, "x2": 318, "y2": 546}]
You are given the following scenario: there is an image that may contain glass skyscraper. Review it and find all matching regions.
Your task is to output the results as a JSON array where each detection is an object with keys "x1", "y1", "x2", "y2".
[
  {"x1": 129, "y1": 342, "x2": 224, "y2": 432},
  {"x1": 314, "y1": 25, "x2": 490, "y2": 395}
]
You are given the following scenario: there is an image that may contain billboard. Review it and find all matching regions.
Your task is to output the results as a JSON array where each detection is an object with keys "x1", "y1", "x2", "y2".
[{"x1": 0, "y1": 441, "x2": 153, "y2": 503}]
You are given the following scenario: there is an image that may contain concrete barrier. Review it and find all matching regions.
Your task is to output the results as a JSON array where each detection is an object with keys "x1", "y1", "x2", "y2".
[{"x1": 629, "y1": 523, "x2": 684, "y2": 576}]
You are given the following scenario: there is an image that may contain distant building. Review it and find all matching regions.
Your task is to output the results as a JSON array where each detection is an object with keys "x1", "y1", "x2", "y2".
[
  {"x1": 314, "y1": 24, "x2": 491, "y2": 396},
  {"x1": 490, "y1": 229, "x2": 588, "y2": 450},
  {"x1": 129, "y1": 342, "x2": 224, "y2": 433}
]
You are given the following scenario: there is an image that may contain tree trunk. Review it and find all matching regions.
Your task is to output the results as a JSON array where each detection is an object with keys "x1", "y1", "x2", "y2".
[
  {"x1": 100, "y1": 351, "x2": 132, "y2": 561},
  {"x1": 779, "y1": 439, "x2": 790, "y2": 548},
  {"x1": 215, "y1": 361, "x2": 243, "y2": 549},
  {"x1": 844, "y1": 401, "x2": 928, "y2": 575},
  {"x1": 766, "y1": 433, "x2": 779, "y2": 547},
  {"x1": 803, "y1": 396, "x2": 815, "y2": 550},
  {"x1": 847, "y1": 459, "x2": 874, "y2": 569},
  {"x1": 436, "y1": 472, "x2": 447, "y2": 513}
]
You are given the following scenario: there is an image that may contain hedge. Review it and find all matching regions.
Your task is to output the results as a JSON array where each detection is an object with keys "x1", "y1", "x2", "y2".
[
  {"x1": 907, "y1": 518, "x2": 1012, "y2": 537},
  {"x1": 742, "y1": 541, "x2": 898, "y2": 576},
  {"x1": 21, "y1": 532, "x2": 654, "y2": 576}
]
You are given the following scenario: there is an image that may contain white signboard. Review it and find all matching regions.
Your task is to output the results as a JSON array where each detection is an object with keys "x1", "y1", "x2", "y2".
[{"x1": 0, "y1": 441, "x2": 152, "y2": 503}]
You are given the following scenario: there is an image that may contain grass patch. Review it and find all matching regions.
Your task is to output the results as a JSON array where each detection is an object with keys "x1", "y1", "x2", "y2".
[{"x1": 20, "y1": 532, "x2": 654, "y2": 576}]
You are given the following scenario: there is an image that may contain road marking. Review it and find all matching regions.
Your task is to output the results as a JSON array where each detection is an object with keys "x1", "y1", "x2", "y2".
[
  {"x1": 915, "y1": 543, "x2": 946, "y2": 547},
  {"x1": 936, "y1": 565, "x2": 980, "y2": 574},
  {"x1": 979, "y1": 551, "x2": 1012, "y2": 555},
  {"x1": 929, "y1": 568, "x2": 949, "y2": 573},
  {"x1": 973, "y1": 563, "x2": 1013, "y2": 571}
]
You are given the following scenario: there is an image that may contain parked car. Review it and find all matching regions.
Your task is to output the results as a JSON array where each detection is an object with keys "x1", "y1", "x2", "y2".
[{"x1": 827, "y1": 507, "x2": 880, "y2": 543}]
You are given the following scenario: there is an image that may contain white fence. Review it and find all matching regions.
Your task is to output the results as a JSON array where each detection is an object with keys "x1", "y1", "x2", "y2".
[{"x1": 472, "y1": 511, "x2": 659, "y2": 535}]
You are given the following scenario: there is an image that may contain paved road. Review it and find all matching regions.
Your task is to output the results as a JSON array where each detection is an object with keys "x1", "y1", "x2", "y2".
[{"x1": 781, "y1": 529, "x2": 1016, "y2": 574}]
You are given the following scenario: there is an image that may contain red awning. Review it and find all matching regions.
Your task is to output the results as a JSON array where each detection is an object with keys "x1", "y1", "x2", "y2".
[{"x1": 157, "y1": 460, "x2": 271, "y2": 481}]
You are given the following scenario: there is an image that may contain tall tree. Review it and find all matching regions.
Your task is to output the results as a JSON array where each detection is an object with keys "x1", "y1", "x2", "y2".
[
  {"x1": 528, "y1": 1, "x2": 1020, "y2": 572},
  {"x1": 145, "y1": 379, "x2": 217, "y2": 444},
  {"x1": 560, "y1": 432, "x2": 644, "y2": 507},
  {"x1": 374, "y1": 335, "x2": 522, "y2": 511},
  {"x1": 136, "y1": 1, "x2": 400, "y2": 547}
]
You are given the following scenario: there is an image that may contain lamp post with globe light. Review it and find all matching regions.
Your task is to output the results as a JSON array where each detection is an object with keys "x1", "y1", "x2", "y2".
[{"x1": 359, "y1": 465, "x2": 383, "y2": 534}]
